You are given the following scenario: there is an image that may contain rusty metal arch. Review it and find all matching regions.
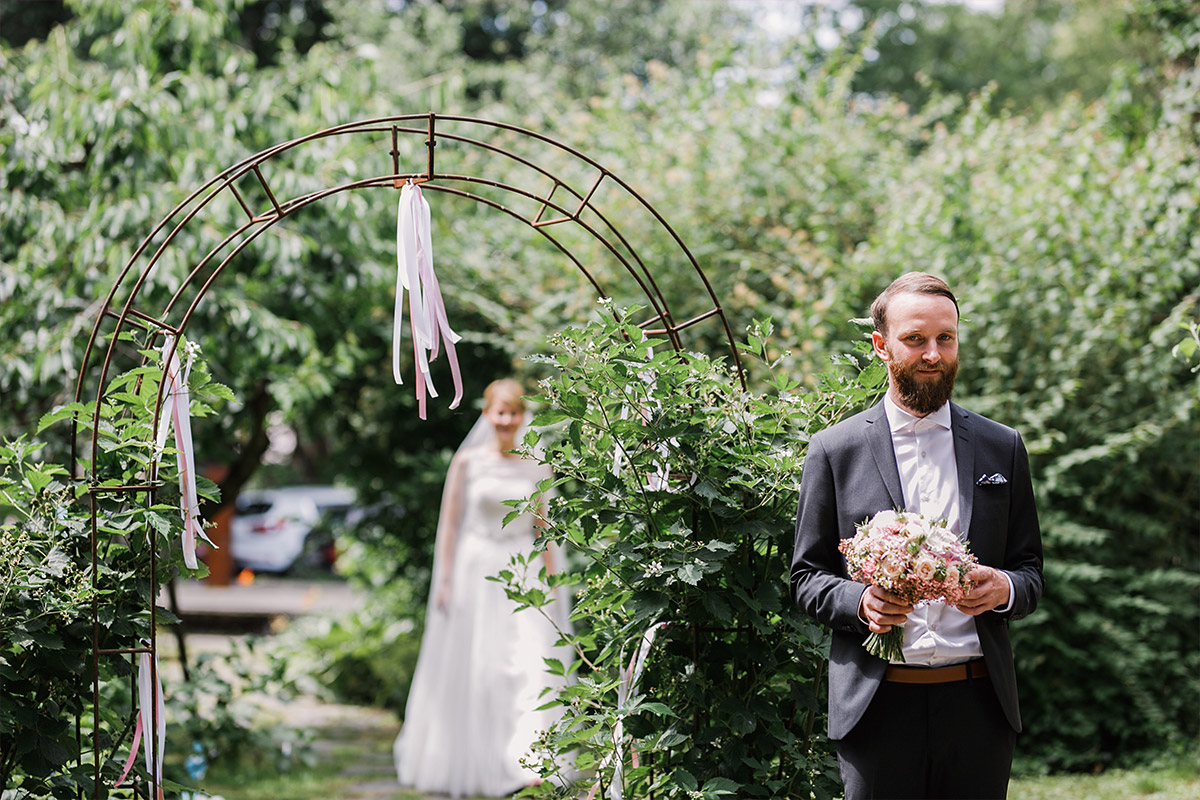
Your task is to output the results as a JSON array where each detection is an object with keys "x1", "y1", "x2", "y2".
[{"x1": 70, "y1": 113, "x2": 742, "y2": 796}]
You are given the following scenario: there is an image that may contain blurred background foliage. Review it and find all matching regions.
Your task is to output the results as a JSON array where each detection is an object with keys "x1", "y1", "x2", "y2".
[{"x1": 1, "y1": 0, "x2": 1197, "y2": 783}]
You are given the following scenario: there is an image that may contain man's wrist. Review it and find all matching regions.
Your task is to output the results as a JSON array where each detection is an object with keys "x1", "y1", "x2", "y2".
[{"x1": 994, "y1": 570, "x2": 1015, "y2": 614}]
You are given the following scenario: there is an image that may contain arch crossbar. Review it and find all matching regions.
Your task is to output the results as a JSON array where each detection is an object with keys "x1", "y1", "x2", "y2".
[{"x1": 70, "y1": 113, "x2": 742, "y2": 797}]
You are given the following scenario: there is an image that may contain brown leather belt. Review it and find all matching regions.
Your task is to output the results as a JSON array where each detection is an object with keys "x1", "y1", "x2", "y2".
[{"x1": 885, "y1": 661, "x2": 988, "y2": 685}]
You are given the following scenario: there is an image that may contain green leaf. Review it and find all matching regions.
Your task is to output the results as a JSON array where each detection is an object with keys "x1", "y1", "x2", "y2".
[
  {"x1": 24, "y1": 468, "x2": 56, "y2": 494},
  {"x1": 701, "y1": 591, "x2": 734, "y2": 622},
  {"x1": 701, "y1": 777, "x2": 741, "y2": 796},
  {"x1": 145, "y1": 511, "x2": 174, "y2": 536},
  {"x1": 675, "y1": 769, "x2": 699, "y2": 792},
  {"x1": 37, "y1": 403, "x2": 87, "y2": 434},
  {"x1": 637, "y1": 702, "x2": 678, "y2": 718},
  {"x1": 39, "y1": 735, "x2": 70, "y2": 766},
  {"x1": 29, "y1": 630, "x2": 65, "y2": 650},
  {"x1": 676, "y1": 562, "x2": 703, "y2": 585}
]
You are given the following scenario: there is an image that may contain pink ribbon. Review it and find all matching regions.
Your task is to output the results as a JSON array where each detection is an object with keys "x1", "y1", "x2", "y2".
[
  {"x1": 155, "y1": 336, "x2": 206, "y2": 569},
  {"x1": 115, "y1": 647, "x2": 165, "y2": 799},
  {"x1": 393, "y1": 182, "x2": 463, "y2": 419}
]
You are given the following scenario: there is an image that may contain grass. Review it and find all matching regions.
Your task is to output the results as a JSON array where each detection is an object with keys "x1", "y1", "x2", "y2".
[
  {"x1": 190, "y1": 697, "x2": 418, "y2": 800},
  {"x1": 201, "y1": 764, "x2": 408, "y2": 800},
  {"x1": 196, "y1": 751, "x2": 1200, "y2": 800},
  {"x1": 186, "y1": 690, "x2": 1199, "y2": 800},
  {"x1": 1009, "y1": 755, "x2": 1200, "y2": 800}
]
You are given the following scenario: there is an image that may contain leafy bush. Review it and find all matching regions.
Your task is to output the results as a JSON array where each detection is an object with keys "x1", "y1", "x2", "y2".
[
  {"x1": 0, "y1": 439, "x2": 98, "y2": 797},
  {"x1": 847, "y1": 79, "x2": 1200, "y2": 771},
  {"x1": 0, "y1": 340, "x2": 267, "y2": 797},
  {"x1": 501, "y1": 313, "x2": 883, "y2": 799},
  {"x1": 165, "y1": 640, "x2": 312, "y2": 786}
]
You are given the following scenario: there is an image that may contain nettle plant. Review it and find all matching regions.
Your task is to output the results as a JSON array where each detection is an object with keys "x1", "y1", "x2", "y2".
[
  {"x1": 0, "y1": 334, "x2": 228, "y2": 798},
  {"x1": 503, "y1": 313, "x2": 884, "y2": 800}
]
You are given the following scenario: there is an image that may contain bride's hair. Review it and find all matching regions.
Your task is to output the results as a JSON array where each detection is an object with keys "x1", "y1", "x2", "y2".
[{"x1": 483, "y1": 378, "x2": 525, "y2": 412}]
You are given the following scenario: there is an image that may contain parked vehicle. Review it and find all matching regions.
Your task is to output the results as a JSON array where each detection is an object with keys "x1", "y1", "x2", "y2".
[{"x1": 230, "y1": 485, "x2": 357, "y2": 573}]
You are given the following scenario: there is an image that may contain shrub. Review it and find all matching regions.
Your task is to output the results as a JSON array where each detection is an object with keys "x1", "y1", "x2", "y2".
[
  {"x1": 501, "y1": 313, "x2": 883, "y2": 799},
  {"x1": 849, "y1": 81, "x2": 1200, "y2": 770},
  {"x1": 0, "y1": 341, "x2": 266, "y2": 797}
]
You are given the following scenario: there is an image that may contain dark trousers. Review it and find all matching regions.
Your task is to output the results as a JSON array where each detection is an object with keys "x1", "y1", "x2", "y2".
[{"x1": 836, "y1": 672, "x2": 1017, "y2": 799}]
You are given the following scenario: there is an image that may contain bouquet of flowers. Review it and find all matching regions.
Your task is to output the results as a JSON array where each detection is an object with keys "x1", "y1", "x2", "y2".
[{"x1": 838, "y1": 509, "x2": 978, "y2": 662}]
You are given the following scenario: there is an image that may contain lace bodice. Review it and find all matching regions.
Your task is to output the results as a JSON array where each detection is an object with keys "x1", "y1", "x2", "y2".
[{"x1": 458, "y1": 453, "x2": 549, "y2": 542}]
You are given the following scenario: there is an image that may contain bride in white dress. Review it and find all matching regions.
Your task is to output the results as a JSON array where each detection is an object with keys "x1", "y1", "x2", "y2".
[{"x1": 394, "y1": 379, "x2": 571, "y2": 797}]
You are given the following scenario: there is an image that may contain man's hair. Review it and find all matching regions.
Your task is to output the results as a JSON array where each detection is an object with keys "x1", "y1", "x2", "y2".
[{"x1": 870, "y1": 272, "x2": 959, "y2": 335}]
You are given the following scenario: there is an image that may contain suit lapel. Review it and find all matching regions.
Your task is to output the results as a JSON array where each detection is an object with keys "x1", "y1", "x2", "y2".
[
  {"x1": 951, "y1": 403, "x2": 976, "y2": 539},
  {"x1": 864, "y1": 401, "x2": 905, "y2": 510}
]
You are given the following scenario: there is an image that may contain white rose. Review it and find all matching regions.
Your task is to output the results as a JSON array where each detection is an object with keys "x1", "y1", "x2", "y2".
[
  {"x1": 870, "y1": 509, "x2": 901, "y2": 532},
  {"x1": 924, "y1": 526, "x2": 958, "y2": 556},
  {"x1": 913, "y1": 556, "x2": 937, "y2": 581}
]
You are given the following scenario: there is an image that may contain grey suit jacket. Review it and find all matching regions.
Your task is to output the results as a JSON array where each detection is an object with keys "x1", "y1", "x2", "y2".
[{"x1": 790, "y1": 400, "x2": 1044, "y2": 740}]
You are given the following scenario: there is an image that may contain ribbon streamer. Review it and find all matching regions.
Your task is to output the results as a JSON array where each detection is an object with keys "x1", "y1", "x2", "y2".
[
  {"x1": 393, "y1": 181, "x2": 463, "y2": 419},
  {"x1": 611, "y1": 399, "x2": 674, "y2": 493},
  {"x1": 585, "y1": 622, "x2": 669, "y2": 800},
  {"x1": 115, "y1": 646, "x2": 166, "y2": 800},
  {"x1": 155, "y1": 335, "x2": 206, "y2": 570}
]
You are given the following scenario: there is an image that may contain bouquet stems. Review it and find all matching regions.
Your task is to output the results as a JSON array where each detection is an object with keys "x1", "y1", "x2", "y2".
[{"x1": 865, "y1": 627, "x2": 906, "y2": 663}]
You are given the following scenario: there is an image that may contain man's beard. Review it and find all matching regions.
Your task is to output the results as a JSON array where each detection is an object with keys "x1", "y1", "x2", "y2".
[{"x1": 889, "y1": 353, "x2": 958, "y2": 416}]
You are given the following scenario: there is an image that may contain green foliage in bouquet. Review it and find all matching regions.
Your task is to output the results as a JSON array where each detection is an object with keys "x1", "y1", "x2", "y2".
[{"x1": 499, "y1": 312, "x2": 884, "y2": 799}]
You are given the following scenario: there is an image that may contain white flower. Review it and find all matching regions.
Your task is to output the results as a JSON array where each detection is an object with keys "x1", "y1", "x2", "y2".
[
  {"x1": 913, "y1": 555, "x2": 937, "y2": 581},
  {"x1": 869, "y1": 509, "x2": 900, "y2": 533},
  {"x1": 924, "y1": 525, "x2": 959, "y2": 556}
]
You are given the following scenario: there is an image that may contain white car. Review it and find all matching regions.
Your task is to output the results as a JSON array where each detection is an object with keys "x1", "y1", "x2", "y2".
[{"x1": 230, "y1": 485, "x2": 357, "y2": 573}]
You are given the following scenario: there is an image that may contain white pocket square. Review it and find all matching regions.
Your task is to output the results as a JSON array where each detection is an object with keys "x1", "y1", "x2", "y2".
[{"x1": 976, "y1": 472, "x2": 1008, "y2": 486}]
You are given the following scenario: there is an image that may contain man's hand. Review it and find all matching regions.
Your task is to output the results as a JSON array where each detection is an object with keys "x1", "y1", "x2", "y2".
[
  {"x1": 858, "y1": 586, "x2": 914, "y2": 633},
  {"x1": 957, "y1": 566, "x2": 1010, "y2": 616}
]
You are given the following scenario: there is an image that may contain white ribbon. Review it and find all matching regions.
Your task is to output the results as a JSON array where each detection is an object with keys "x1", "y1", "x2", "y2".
[
  {"x1": 611, "y1": 398, "x2": 674, "y2": 493},
  {"x1": 586, "y1": 622, "x2": 669, "y2": 800},
  {"x1": 155, "y1": 335, "x2": 206, "y2": 570},
  {"x1": 393, "y1": 182, "x2": 463, "y2": 419},
  {"x1": 116, "y1": 644, "x2": 166, "y2": 799}
]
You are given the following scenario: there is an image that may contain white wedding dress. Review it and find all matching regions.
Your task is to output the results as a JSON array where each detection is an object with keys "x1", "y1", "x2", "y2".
[{"x1": 394, "y1": 447, "x2": 571, "y2": 798}]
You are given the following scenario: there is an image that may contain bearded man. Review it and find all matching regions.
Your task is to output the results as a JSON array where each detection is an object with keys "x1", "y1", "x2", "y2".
[{"x1": 791, "y1": 272, "x2": 1044, "y2": 799}]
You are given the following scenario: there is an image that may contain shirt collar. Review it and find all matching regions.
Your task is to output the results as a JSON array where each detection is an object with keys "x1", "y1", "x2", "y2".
[{"x1": 884, "y1": 393, "x2": 952, "y2": 433}]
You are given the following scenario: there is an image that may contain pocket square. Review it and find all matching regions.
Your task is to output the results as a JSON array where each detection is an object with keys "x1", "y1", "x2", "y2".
[{"x1": 976, "y1": 472, "x2": 1008, "y2": 486}]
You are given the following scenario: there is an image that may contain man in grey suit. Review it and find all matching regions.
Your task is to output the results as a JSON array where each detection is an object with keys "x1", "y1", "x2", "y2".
[{"x1": 791, "y1": 272, "x2": 1044, "y2": 799}]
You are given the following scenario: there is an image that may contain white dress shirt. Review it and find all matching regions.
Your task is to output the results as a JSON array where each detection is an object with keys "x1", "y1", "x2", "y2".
[{"x1": 883, "y1": 395, "x2": 984, "y2": 666}]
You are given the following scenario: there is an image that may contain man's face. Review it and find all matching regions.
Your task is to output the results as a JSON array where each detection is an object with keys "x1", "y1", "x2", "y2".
[{"x1": 871, "y1": 292, "x2": 959, "y2": 416}]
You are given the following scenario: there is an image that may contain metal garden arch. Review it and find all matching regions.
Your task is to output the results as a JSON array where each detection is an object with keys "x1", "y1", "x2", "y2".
[{"x1": 69, "y1": 113, "x2": 743, "y2": 797}]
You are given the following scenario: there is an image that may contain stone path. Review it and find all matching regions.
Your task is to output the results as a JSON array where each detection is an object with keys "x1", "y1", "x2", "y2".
[
  {"x1": 259, "y1": 695, "x2": 413, "y2": 800},
  {"x1": 159, "y1": 578, "x2": 471, "y2": 799}
]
